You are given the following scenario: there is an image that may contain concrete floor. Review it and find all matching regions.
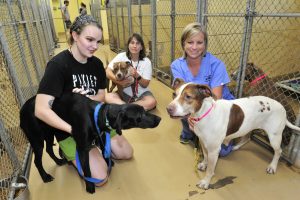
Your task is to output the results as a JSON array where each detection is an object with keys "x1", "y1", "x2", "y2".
[{"x1": 27, "y1": 43, "x2": 300, "y2": 200}]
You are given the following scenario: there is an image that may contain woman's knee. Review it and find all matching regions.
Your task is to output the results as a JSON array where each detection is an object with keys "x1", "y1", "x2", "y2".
[
  {"x1": 111, "y1": 136, "x2": 134, "y2": 159},
  {"x1": 105, "y1": 92, "x2": 123, "y2": 104},
  {"x1": 144, "y1": 96, "x2": 157, "y2": 111},
  {"x1": 89, "y1": 148, "x2": 110, "y2": 184},
  {"x1": 113, "y1": 143, "x2": 134, "y2": 160},
  {"x1": 136, "y1": 96, "x2": 157, "y2": 111}
]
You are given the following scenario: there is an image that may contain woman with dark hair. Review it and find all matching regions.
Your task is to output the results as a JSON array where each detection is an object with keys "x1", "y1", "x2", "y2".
[
  {"x1": 35, "y1": 15, "x2": 133, "y2": 186},
  {"x1": 106, "y1": 33, "x2": 157, "y2": 111}
]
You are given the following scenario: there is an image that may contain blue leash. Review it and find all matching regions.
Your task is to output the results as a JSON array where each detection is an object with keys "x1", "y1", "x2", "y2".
[{"x1": 75, "y1": 103, "x2": 112, "y2": 183}]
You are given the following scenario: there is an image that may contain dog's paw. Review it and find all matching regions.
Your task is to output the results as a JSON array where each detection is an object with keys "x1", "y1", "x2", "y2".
[
  {"x1": 266, "y1": 165, "x2": 276, "y2": 174},
  {"x1": 86, "y1": 183, "x2": 95, "y2": 194},
  {"x1": 56, "y1": 158, "x2": 68, "y2": 166},
  {"x1": 42, "y1": 174, "x2": 54, "y2": 183},
  {"x1": 197, "y1": 162, "x2": 207, "y2": 171},
  {"x1": 196, "y1": 179, "x2": 209, "y2": 190}
]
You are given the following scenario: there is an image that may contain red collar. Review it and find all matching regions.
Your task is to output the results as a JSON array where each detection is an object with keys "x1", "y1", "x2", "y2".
[
  {"x1": 190, "y1": 103, "x2": 215, "y2": 122},
  {"x1": 250, "y1": 74, "x2": 267, "y2": 86}
]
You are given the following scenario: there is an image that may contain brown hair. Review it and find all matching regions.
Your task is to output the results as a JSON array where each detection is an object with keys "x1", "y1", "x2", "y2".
[
  {"x1": 68, "y1": 15, "x2": 103, "y2": 45},
  {"x1": 126, "y1": 33, "x2": 146, "y2": 60}
]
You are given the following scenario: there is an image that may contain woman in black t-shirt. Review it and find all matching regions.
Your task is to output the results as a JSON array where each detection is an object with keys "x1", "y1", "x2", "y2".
[{"x1": 35, "y1": 15, "x2": 133, "y2": 186}]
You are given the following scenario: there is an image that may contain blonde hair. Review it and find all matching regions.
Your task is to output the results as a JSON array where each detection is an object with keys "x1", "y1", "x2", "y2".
[{"x1": 180, "y1": 22, "x2": 208, "y2": 58}]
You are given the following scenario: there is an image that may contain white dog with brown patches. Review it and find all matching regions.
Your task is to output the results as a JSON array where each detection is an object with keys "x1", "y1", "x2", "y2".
[{"x1": 167, "y1": 78, "x2": 300, "y2": 190}]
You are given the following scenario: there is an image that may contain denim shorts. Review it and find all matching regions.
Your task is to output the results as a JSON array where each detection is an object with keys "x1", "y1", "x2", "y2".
[{"x1": 122, "y1": 90, "x2": 154, "y2": 103}]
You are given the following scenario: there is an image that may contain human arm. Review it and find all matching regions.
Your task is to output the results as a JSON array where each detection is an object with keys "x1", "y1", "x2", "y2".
[
  {"x1": 72, "y1": 87, "x2": 105, "y2": 102},
  {"x1": 211, "y1": 86, "x2": 223, "y2": 99},
  {"x1": 209, "y1": 56, "x2": 231, "y2": 99},
  {"x1": 170, "y1": 59, "x2": 187, "y2": 88},
  {"x1": 132, "y1": 68, "x2": 150, "y2": 88},
  {"x1": 134, "y1": 57, "x2": 152, "y2": 88},
  {"x1": 35, "y1": 94, "x2": 72, "y2": 134}
]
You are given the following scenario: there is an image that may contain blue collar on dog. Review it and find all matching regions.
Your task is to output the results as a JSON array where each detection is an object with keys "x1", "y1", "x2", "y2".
[
  {"x1": 93, "y1": 103, "x2": 102, "y2": 133},
  {"x1": 75, "y1": 103, "x2": 112, "y2": 183}
]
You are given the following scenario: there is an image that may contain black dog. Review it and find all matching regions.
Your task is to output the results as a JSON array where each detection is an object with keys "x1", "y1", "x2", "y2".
[{"x1": 20, "y1": 93, "x2": 161, "y2": 193}]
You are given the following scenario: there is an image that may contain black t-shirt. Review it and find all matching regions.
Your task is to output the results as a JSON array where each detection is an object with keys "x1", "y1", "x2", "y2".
[{"x1": 38, "y1": 50, "x2": 106, "y2": 97}]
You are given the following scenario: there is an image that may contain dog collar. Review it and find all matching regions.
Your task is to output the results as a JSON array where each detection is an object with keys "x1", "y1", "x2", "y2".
[
  {"x1": 250, "y1": 74, "x2": 267, "y2": 86},
  {"x1": 190, "y1": 103, "x2": 215, "y2": 122},
  {"x1": 94, "y1": 103, "x2": 113, "y2": 132}
]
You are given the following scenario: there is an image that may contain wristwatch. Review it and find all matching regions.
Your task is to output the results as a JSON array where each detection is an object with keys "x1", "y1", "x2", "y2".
[{"x1": 137, "y1": 76, "x2": 142, "y2": 81}]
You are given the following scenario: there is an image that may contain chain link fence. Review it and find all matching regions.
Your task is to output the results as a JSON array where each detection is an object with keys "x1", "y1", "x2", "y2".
[
  {"x1": 104, "y1": 0, "x2": 300, "y2": 165},
  {"x1": 0, "y1": 0, "x2": 55, "y2": 199}
]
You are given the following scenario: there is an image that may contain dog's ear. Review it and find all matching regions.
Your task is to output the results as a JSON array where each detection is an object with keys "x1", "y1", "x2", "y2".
[
  {"x1": 125, "y1": 61, "x2": 133, "y2": 68},
  {"x1": 112, "y1": 62, "x2": 119, "y2": 70},
  {"x1": 197, "y1": 84, "x2": 213, "y2": 97},
  {"x1": 172, "y1": 78, "x2": 185, "y2": 90},
  {"x1": 113, "y1": 111, "x2": 125, "y2": 135},
  {"x1": 247, "y1": 62, "x2": 254, "y2": 67}
]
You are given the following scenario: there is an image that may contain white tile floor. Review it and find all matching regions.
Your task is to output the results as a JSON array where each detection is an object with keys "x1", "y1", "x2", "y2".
[{"x1": 28, "y1": 44, "x2": 300, "y2": 200}]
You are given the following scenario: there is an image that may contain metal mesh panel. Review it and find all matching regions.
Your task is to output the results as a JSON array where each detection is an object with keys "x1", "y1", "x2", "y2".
[
  {"x1": 205, "y1": 0, "x2": 247, "y2": 73},
  {"x1": 106, "y1": 4, "x2": 117, "y2": 50},
  {"x1": 122, "y1": 5, "x2": 129, "y2": 46},
  {"x1": 105, "y1": 0, "x2": 300, "y2": 164},
  {"x1": 156, "y1": 0, "x2": 197, "y2": 85},
  {"x1": 0, "y1": 28, "x2": 28, "y2": 200},
  {"x1": 31, "y1": 1, "x2": 49, "y2": 64},
  {"x1": 0, "y1": 0, "x2": 55, "y2": 199},
  {"x1": 116, "y1": 0, "x2": 126, "y2": 50},
  {"x1": 22, "y1": 6, "x2": 44, "y2": 79},
  {"x1": 255, "y1": 0, "x2": 300, "y2": 13},
  {"x1": 241, "y1": 2, "x2": 300, "y2": 155},
  {"x1": 0, "y1": 41, "x2": 15, "y2": 200},
  {"x1": 131, "y1": 4, "x2": 141, "y2": 34},
  {"x1": 155, "y1": 0, "x2": 172, "y2": 84},
  {"x1": 39, "y1": 5, "x2": 53, "y2": 56}
]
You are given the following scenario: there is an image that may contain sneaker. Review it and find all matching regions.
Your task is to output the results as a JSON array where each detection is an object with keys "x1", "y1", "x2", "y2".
[
  {"x1": 179, "y1": 135, "x2": 193, "y2": 144},
  {"x1": 219, "y1": 141, "x2": 234, "y2": 157}
]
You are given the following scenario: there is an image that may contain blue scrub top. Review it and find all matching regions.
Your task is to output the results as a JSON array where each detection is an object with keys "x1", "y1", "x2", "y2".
[{"x1": 171, "y1": 52, "x2": 235, "y2": 100}]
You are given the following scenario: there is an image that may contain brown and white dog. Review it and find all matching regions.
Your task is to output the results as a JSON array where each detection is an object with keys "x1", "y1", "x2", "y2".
[
  {"x1": 232, "y1": 63, "x2": 296, "y2": 146},
  {"x1": 167, "y1": 78, "x2": 300, "y2": 189},
  {"x1": 109, "y1": 61, "x2": 134, "y2": 95}
]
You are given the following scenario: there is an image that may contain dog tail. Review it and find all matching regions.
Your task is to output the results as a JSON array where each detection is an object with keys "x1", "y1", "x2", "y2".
[{"x1": 286, "y1": 120, "x2": 300, "y2": 134}]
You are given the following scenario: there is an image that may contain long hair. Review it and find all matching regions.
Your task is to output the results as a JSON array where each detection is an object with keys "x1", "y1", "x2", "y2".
[{"x1": 126, "y1": 33, "x2": 146, "y2": 60}]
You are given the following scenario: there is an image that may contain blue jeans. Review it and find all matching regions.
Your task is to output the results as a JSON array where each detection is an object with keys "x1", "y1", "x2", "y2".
[{"x1": 180, "y1": 118, "x2": 194, "y2": 139}]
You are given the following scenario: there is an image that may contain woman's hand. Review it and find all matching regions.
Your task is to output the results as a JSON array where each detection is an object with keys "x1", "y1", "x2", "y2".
[
  {"x1": 132, "y1": 68, "x2": 141, "y2": 79},
  {"x1": 72, "y1": 87, "x2": 89, "y2": 95},
  {"x1": 187, "y1": 117, "x2": 195, "y2": 131},
  {"x1": 118, "y1": 78, "x2": 134, "y2": 88}
]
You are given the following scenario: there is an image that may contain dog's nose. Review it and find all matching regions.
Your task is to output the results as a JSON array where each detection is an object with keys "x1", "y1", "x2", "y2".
[{"x1": 166, "y1": 105, "x2": 174, "y2": 115}]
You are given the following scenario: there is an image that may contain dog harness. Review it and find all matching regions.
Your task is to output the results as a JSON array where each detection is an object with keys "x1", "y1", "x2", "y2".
[
  {"x1": 190, "y1": 103, "x2": 215, "y2": 122},
  {"x1": 250, "y1": 74, "x2": 267, "y2": 86},
  {"x1": 75, "y1": 103, "x2": 112, "y2": 184}
]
